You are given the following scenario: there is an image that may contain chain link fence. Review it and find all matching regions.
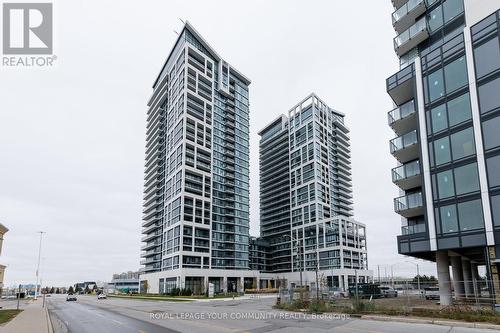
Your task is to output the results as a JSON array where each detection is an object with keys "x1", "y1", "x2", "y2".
[{"x1": 276, "y1": 279, "x2": 500, "y2": 312}]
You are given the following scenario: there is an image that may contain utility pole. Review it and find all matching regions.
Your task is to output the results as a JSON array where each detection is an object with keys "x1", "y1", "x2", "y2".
[
  {"x1": 416, "y1": 263, "x2": 421, "y2": 297},
  {"x1": 17, "y1": 284, "x2": 21, "y2": 310},
  {"x1": 377, "y1": 265, "x2": 380, "y2": 284},
  {"x1": 34, "y1": 231, "x2": 44, "y2": 300},
  {"x1": 391, "y1": 265, "x2": 394, "y2": 288}
]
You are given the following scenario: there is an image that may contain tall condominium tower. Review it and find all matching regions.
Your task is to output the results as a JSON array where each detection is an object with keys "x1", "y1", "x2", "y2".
[
  {"x1": 140, "y1": 22, "x2": 257, "y2": 294},
  {"x1": 387, "y1": 0, "x2": 500, "y2": 305},
  {"x1": 258, "y1": 94, "x2": 371, "y2": 290}
]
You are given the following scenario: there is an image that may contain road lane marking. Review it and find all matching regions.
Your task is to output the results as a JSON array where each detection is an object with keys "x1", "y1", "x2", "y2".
[
  {"x1": 342, "y1": 326, "x2": 385, "y2": 333},
  {"x1": 112, "y1": 319, "x2": 124, "y2": 325}
]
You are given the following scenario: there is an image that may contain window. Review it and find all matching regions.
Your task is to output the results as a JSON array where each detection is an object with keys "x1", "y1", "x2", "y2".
[
  {"x1": 447, "y1": 92, "x2": 471, "y2": 126},
  {"x1": 444, "y1": 56, "x2": 468, "y2": 93},
  {"x1": 457, "y1": 199, "x2": 484, "y2": 231},
  {"x1": 428, "y1": 6, "x2": 444, "y2": 32},
  {"x1": 483, "y1": 116, "x2": 500, "y2": 150},
  {"x1": 474, "y1": 37, "x2": 500, "y2": 79},
  {"x1": 486, "y1": 155, "x2": 500, "y2": 188},
  {"x1": 440, "y1": 204, "x2": 458, "y2": 233},
  {"x1": 437, "y1": 170, "x2": 455, "y2": 199},
  {"x1": 478, "y1": 77, "x2": 500, "y2": 114},
  {"x1": 454, "y1": 163, "x2": 480, "y2": 195},
  {"x1": 427, "y1": 68, "x2": 445, "y2": 102},
  {"x1": 443, "y1": 0, "x2": 464, "y2": 23},
  {"x1": 434, "y1": 136, "x2": 451, "y2": 165},
  {"x1": 491, "y1": 195, "x2": 500, "y2": 226},
  {"x1": 450, "y1": 127, "x2": 475, "y2": 160},
  {"x1": 431, "y1": 104, "x2": 447, "y2": 133}
]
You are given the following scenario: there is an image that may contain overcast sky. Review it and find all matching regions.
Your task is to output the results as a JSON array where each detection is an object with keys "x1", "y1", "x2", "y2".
[{"x1": 0, "y1": 0, "x2": 439, "y2": 287}]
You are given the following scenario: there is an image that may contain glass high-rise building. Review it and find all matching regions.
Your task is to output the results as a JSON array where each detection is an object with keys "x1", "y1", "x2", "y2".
[
  {"x1": 140, "y1": 22, "x2": 256, "y2": 294},
  {"x1": 258, "y1": 94, "x2": 371, "y2": 290},
  {"x1": 387, "y1": 0, "x2": 500, "y2": 305}
]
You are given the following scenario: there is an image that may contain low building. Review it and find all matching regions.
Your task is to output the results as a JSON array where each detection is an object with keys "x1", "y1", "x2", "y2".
[
  {"x1": 108, "y1": 271, "x2": 140, "y2": 294},
  {"x1": 0, "y1": 223, "x2": 8, "y2": 293}
]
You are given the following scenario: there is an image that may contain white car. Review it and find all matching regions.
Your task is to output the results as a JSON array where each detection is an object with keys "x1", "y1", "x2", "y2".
[
  {"x1": 97, "y1": 293, "x2": 107, "y2": 300},
  {"x1": 424, "y1": 287, "x2": 440, "y2": 300}
]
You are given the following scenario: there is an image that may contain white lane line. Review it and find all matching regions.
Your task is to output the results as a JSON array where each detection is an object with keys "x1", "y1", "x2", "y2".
[{"x1": 112, "y1": 319, "x2": 124, "y2": 325}]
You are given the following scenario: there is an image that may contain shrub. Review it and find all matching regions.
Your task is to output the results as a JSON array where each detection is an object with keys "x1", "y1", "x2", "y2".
[
  {"x1": 351, "y1": 299, "x2": 376, "y2": 313},
  {"x1": 308, "y1": 300, "x2": 329, "y2": 313},
  {"x1": 169, "y1": 288, "x2": 180, "y2": 296}
]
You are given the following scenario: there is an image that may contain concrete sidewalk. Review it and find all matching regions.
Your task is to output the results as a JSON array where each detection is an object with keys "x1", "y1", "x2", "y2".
[
  {"x1": 360, "y1": 314, "x2": 500, "y2": 330},
  {"x1": 0, "y1": 299, "x2": 52, "y2": 333}
]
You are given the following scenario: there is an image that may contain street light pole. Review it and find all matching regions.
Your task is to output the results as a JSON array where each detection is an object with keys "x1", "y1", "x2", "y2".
[
  {"x1": 34, "y1": 231, "x2": 44, "y2": 300},
  {"x1": 406, "y1": 260, "x2": 421, "y2": 297}
]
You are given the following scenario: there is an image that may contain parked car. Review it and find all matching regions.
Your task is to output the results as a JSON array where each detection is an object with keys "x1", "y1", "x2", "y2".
[
  {"x1": 348, "y1": 284, "x2": 382, "y2": 299},
  {"x1": 97, "y1": 293, "x2": 107, "y2": 300},
  {"x1": 379, "y1": 286, "x2": 398, "y2": 298},
  {"x1": 66, "y1": 294, "x2": 77, "y2": 301},
  {"x1": 424, "y1": 287, "x2": 440, "y2": 300}
]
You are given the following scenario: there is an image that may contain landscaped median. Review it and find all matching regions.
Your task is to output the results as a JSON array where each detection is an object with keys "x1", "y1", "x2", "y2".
[
  {"x1": 0, "y1": 309, "x2": 23, "y2": 324},
  {"x1": 274, "y1": 298, "x2": 500, "y2": 328},
  {"x1": 107, "y1": 294, "x2": 194, "y2": 302}
]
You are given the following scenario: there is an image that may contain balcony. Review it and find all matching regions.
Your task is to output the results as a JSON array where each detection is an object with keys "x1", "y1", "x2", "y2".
[
  {"x1": 390, "y1": 130, "x2": 419, "y2": 163},
  {"x1": 392, "y1": 0, "x2": 408, "y2": 9},
  {"x1": 401, "y1": 223, "x2": 426, "y2": 235},
  {"x1": 388, "y1": 100, "x2": 417, "y2": 136},
  {"x1": 394, "y1": 17, "x2": 429, "y2": 56},
  {"x1": 394, "y1": 192, "x2": 424, "y2": 218},
  {"x1": 392, "y1": 0, "x2": 427, "y2": 33},
  {"x1": 392, "y1": 160, "x2": 421, "y2": 190},
  {"x1": 387, "y1": 64, "x2": 415, "y2": 105}
]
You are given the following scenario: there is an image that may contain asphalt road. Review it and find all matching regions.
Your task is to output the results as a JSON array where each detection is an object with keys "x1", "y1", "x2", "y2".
[
  {"x1": 47, "y1": 294, "x2": 177, "y2": 333},
  {"x1": 46, "y1": 294, "x2": 495, "y2": 333}
]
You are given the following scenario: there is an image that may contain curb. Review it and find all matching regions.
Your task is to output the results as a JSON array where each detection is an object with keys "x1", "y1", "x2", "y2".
[
  {"x1": 45, "y1": 306, "x2": 53, "y2": 333},
  {"x1": 360, "y1": 315, "x2": 500, "y2": 330}
]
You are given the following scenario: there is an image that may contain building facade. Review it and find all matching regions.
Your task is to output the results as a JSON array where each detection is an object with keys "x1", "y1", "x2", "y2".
[
  {"x1": 257, "y1": 94, "x2": 371, "y2": 290},
  {"x1": 140, "y1": 22, "x2": 258, "y2": 294},
  {"x1": 108, "y1": 271, "x2": 140, "y2": 293},
  {"x1": 387, "y1": 0, "x2": 500, "y2": 305}
]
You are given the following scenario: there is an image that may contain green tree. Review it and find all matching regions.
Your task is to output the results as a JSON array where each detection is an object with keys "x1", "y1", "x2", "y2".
[
  {"x1": 68, "y1": 286, "x2": 74, "y2": 294},
  {"x1": 49, "y1": 287, "x2": 55, "y2": 294}
]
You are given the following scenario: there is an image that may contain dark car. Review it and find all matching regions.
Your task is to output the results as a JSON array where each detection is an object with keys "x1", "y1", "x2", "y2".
[
  {"x1": 66, "y1": 294, "x2": 77, "y2": 301},
  {"x1": 348, "y1": 284, "x2": 382, "y2": 299}
]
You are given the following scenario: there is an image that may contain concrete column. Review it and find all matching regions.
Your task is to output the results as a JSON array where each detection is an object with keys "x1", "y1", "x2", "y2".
[
  {"x1": 342, "y1": 275, "x2": 349, "y2": 292},
  {"x1": 222, "y1": 276, "x2": 228, "y2": 294},
  {"x1": 436, "y1": 250, "x2": 452, "y2": 306},
  {"x1": 256, "y1": 277, "x2": 260, "y2": 290},
  {"x1": 203, "y1": 275, "x2": 209, "y2": 295},
  {"x1": 237, "y1": 277, "x2": 243, "y2": 293},
  {"x1": 451, "y1": 256, "x2": 465, "y2": 299},
  {"x1": 462, "y1": 258, "x2": 473, "y2": 298}
]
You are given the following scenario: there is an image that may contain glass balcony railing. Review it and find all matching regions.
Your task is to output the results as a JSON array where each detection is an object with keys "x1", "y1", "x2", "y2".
[
  {"x1": 388, "y1": 99, "x2": 416, "y2": 125},
  {"x1": 401, "y1": 223, "x2": 426, "y2": 235},
  {"x1": 394, "y1": 192, "x2": 423, "y2": 212},
  {"x1": 392, "y1": 160, "x2": 421, "y2": 183},
  {"x1": 394, "y1": 17, "x2": 428, "y2": 52},
  {"x1": 390, "y1": 130, "x2": 418, "y2": 154},
  {"x1": 392, "y1": 0, "x2": 425, "y2": 25}
]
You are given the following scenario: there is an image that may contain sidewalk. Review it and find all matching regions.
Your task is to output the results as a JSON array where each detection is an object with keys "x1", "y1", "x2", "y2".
[
  {"x1": 0, "y1": 299, "x2": 52, "y2": 333},
  {"x1": 360, "y1": 314, "x2": 500, "y2": 331}
]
